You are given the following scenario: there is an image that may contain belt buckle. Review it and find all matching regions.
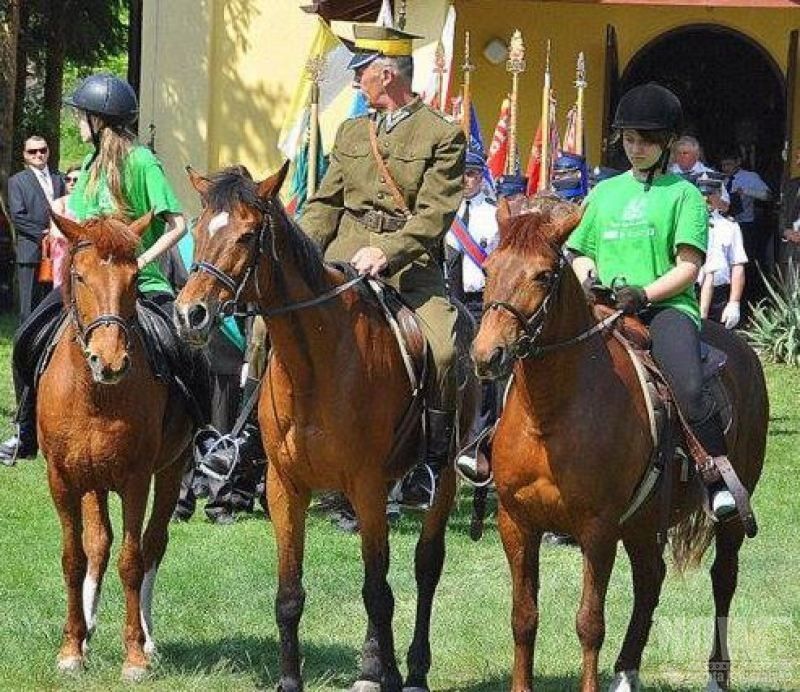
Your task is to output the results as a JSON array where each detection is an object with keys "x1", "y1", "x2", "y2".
[{"x1": 373, "y1": 210, "x2": 385, "y2": 232}]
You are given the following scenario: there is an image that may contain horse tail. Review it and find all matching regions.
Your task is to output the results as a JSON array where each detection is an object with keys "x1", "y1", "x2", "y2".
[{"x1": 669, "y1": 508, "x2": 715, "y2": 573}]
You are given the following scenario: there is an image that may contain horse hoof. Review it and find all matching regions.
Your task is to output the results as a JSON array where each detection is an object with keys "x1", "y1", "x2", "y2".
[
  {"x1": 121, "y1": 664, "x2": 149, "y2": 682},
  {"x1": 609, "y1": 670, "x2": 641, "y2": 692},
  {"x1": 350, "y1": 682, "x2": 381, "y2": 692},
  {"x1": 402, "y1": 687, "x2": 429, "y2": 692},
  {"x1": 56, "y1": 656, "x2": 83, "y2": 674}
]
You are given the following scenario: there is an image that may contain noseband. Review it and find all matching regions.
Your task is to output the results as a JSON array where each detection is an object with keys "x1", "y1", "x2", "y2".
[
  {"x1": 484, "y1": 252, "x2": 622, "y2": 360},
  {"x1": 69, "y1": 240, "x2": 135, "y2": 354},
  {"x1": 190, "y1": 200, "x2": 364, "y2": 320}
]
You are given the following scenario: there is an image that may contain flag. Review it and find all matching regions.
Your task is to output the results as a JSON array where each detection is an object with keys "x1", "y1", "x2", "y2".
[
  {"x1": 562, "y1": 105, "x2": 579, "y2": 155},
  {"x1": 278, "y1": 18, "x2": 355, "y2": 161},
  {"x1": 376, "y1": 0, "x2": 394, "y2": 27},
  {"x1": 525, "y1": 94, "x2": 560, "y2": 195},
  {"x1": 420, "y1": 4, "x2": 456, "y2": 111},
  {"x1": 486, "y1": 98, "x2": 511, "y2": 180},
  {"x1": 285, "y1": 111, "x2": 328, "y2": 218}
]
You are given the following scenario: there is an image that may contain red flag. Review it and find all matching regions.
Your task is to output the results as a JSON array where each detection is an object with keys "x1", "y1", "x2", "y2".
[
  {"x1": 487, "y1": 98, "x2": 511, "y2": 180},
  {"x1": 525, "y1": 123, "x2": 543, "y2": 195},
  {"x1": 562, "y1": 105, "x2": 578, "y2": 155}
]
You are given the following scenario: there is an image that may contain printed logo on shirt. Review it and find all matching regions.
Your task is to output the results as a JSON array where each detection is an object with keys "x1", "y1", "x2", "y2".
[{"x1": 602, "y1": 197, "x2": 655, "y2": 241}]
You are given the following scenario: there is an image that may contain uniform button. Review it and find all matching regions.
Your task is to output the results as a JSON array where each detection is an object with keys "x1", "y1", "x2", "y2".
[
  {"x1": 383, "y1": 141, "x2": 389, "y2": 148},
  {"x1": 380, "y1": 176, "x2": 386, "y2": 184},
  {"x1": 377, "y1": 192, "x2": 384, "y2": 199}
]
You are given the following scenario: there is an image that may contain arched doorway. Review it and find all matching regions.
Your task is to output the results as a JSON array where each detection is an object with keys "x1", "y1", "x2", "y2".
[{"x1": 615, "y1": 24, "x2": 785, "y2": 191}]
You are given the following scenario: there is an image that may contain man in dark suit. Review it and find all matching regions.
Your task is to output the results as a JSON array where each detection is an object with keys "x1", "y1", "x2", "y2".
[{"x1": 7, "y1": 135, "x2": 65, "y2": 321}]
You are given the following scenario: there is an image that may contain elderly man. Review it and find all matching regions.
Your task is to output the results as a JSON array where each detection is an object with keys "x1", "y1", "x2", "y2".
[
  {"x1": 300, "y1": 25, "x2": 466, "y2": 509},
  {"x1": 7, "y1": 135, "x2": 65, "y2": 321},
  {"x1": 670, "y1": 135, "x2": 730, "y2": 211}
]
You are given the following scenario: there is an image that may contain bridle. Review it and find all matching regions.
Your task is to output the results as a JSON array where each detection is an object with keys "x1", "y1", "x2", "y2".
[
  {"x1": 69, "y1": 240, "x2": 135, "y2": 355},
  {"x1": 189, "y1": 198, "x2": 364, "y2": 320},
  {"x1": 484, "y1": 251, "x2": 622, "y2": 360}
]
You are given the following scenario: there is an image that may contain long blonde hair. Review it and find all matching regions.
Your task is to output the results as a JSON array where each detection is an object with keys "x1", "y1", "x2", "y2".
[{"x1": 84, "y1": 115, "x2": 135, "y2": 217}]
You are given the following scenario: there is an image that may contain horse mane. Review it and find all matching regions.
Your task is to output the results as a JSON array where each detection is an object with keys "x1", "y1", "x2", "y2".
[
  {"x1": 496, "y1": 211, "x2": 562, "y2": 259},
  {"x1": 207, "y1": 168, "x2": 330, "y2": 294},
  {"x1": 58, "y1": 215, "x2": 141, "y2": 298}
]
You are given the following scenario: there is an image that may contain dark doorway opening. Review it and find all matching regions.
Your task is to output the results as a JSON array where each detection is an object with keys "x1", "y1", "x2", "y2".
[{"x1": 615, "y1": 25, "x2": 785, "y2": 192}]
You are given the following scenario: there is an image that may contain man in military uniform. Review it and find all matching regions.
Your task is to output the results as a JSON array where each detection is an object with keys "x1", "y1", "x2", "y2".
[{"x1": 299, "y1": 24, "x2": 466, "y2": 509}]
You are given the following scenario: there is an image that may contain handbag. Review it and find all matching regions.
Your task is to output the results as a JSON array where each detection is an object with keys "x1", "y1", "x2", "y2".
[{"x1": 37, "y1": 234, "x2": 54, "y2": 283}]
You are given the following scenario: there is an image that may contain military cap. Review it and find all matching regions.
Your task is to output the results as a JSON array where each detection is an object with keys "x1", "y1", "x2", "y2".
[
  {"x1": 695, "y1": 172, "x2": 723, "y2": 196},
  {"x1": 496, "y1": 174, "x2": 528, "y2": 198},
  {"x1": 347, "y1": 24, "x2": 422, "y2": 70},
  {"x1": 465, "y1": 137, "x2": 486, "y2": 171},
  {"x1": 552, "y1": 153, "x2": 588, "y2": 201}
]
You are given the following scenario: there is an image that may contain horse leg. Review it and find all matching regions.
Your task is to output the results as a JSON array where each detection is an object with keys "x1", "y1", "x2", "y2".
[
  {"x1": 350, "y1": 482, "x2": 403, "y2": 692},
  {"x1": 610, "y1": 535, "x2": 666, "y2": 691},
  {"x1": 404, "y1": 466, "x2": 457, "y2": 692},
  {"x1": 140, "y1": 451, "x2": 187, "y2": 658},
  {"x1": 48, "y1": 472, "x2": 88, "y2": 673},
  {"x1": 118, "y1": 475, "x2": 151, "y2": 681},
  {"x1": 268, "y1": 464, "x2": 310, "y2": 692},
  {"x1": 707, "y1": 523, "x2": 744, "y2": 691},
  {"x1": 81, "y1": 490, "x2": 112, "y2": 649},
  {"x1": 576, "y1": 530, "x2": 617, "y2": 692},
  {"x1": 498, "y1": 505, "x2": 542, "y2": 692}
]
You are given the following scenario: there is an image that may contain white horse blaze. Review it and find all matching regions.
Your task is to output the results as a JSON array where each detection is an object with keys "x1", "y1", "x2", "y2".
[
  {"x1": 208, "y1": 211, "x2": 229, "y2": 237},
  {"x1": 140, "y1": 565, "x2": 158, "y2": 655}
]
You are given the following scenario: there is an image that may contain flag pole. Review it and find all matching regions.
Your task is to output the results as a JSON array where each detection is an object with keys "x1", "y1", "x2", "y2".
[
  {"x1": 505, "y1": 29, "x2": 526, "y2": 176},
  {"x1": 461, "y1": 30, "x2": 475, "y2": 137},
  {"x1": 575, "y1": 51, "x2": 586, "y2": 158},
  {"x1": 305, "y1": 55, "x2": 324, "y2": 197},
  {"x1": 538, "y1": 40, "x2": 552, "y2": 192}
]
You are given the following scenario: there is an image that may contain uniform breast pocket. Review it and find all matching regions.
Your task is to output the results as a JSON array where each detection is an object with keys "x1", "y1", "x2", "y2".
[
  {"x1": 391, "y1": 147, "x2": 431, "y2": 197},
  {"x1": 337, "y1": 140, "x2": 374, "y2": 193}
]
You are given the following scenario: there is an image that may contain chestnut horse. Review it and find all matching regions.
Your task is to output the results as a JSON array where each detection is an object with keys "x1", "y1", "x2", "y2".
[
  {"x1": 39, "y1": 213, "x2": 194, "y2": 680},
  {"x1": 471, "y1": 199, "x2": 766, "y2": 692},
  {"x1": 174, "y1": 164, "x2": 477, "y2": 692}
]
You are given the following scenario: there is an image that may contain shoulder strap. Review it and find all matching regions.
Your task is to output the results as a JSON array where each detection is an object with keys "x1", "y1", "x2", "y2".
[{"x1": 368, "y1": 119, "x2": 412, "y2": 218}]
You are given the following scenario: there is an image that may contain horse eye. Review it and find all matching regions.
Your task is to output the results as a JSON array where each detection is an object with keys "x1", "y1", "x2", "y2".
[
  {"x1": 535, "y1": 270, "x2": 554, "y2": 285},
  {"x1": 236, "y1": 231, "x2": 255, "y2": 244}
]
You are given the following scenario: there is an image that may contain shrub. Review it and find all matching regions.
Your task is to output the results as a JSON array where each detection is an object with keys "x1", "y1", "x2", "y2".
[{"x1": 745, "y1": 260, "x2": 800, "y2": 366}]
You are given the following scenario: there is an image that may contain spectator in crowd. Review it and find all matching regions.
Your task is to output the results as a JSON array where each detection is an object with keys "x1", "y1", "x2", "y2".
[
  {"x1": 720, "y1": 150, "x2": 771, "y2": 268},
  {"x1": 47, "y1": 165, "x2": 81, "y2": 288},
  {"x1": 7, "y1": 135, "x2": 66, "y2": 321},
  {"x1": 669, "y1": 135, "x2": 730, "y2": 212},
  {"x1": 696, "y1": 174, "x2": 747, "y2": 329}
]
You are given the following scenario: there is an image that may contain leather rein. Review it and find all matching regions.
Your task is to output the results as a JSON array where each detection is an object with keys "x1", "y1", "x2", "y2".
[
  {"x1": 189, "y1": 199, "x2": 365, "y2": 320},
  {"x1": 484, "y1": 251, "x2": 622, "y2": 360},
  {"x1": 69, "y1": 240, "x2": 136, "y2": 354}
]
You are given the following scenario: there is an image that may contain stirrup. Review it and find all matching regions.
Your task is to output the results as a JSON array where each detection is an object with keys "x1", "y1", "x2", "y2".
[{"x1": 193, "y1": 426, "x2": 242, "y2": 482}]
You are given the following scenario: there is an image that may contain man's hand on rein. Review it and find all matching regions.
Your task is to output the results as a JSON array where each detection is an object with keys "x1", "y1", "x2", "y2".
[{"x1": 351, "y1": 246, "x2": 388, "y2": 278}]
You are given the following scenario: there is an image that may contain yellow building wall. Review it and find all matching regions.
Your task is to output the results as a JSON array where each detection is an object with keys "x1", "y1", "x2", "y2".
[{"x1": 453, "y1": 1, "x2": 800, "y2": 177}]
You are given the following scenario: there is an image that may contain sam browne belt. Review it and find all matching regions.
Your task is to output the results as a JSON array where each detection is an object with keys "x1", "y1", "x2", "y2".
[{"x1": 346, "y1": 208, "x2": 407, "y2": 232}]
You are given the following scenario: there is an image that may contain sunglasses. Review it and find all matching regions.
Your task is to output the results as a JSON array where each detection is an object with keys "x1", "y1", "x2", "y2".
[
  {"x1": 26, "y1": 147, "x2": 48, "y2": 155},
  {"x1": 65, "y1": 176, "x2": 79, "y2": 183}
]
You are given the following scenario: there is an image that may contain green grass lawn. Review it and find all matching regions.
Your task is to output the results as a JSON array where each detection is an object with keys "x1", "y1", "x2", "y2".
[{"x1": 0, "y1": 314, "x2": 797, "y2": 691}]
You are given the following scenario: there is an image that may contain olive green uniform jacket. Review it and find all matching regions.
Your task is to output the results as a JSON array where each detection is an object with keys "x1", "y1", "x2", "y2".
[{"x1": 300, "y1": 97, "x2": 466, "y2": 409}]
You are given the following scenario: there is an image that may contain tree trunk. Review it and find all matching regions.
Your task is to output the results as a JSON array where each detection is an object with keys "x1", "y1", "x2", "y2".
[
  {"x1": 12, "y1": 0, "x2": 28, "y2": 167},
  {"x1": 0, "y1": 0, "x2": 21, "y2": 193},
  {"x1": 42, "y1": 0, "x2": 67, "y2": 169}
]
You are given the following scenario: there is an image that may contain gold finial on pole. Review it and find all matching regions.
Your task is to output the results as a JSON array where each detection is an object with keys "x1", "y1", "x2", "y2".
[
  {"x1": 433, "y1": 40, "x2": 447, "y2": 113},
  {"x1": 305, "y1": 55, "x2": 325, "y2": 196},
  {"x1": 398, "y1": 0, "x2": 407, "y2": 30},
  {"x1": 538, "y1": 39, "x2": 553, "y2": 192},
  {"x1": 505, "y1": 29, "x2": 526, "y2": 176},
  {"x1": 574, "y1": 51, "x2": 586, "y2": 157},
  {"x1": 461, "y1": 31, "x2": 475, "y2": 136}
]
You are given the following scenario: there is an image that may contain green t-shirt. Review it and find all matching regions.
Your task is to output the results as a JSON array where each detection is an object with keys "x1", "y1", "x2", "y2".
[
  {"x1": 68, "y1": 145, "x2": 182, "y2": 295},
  {"x1": 567, "y1": 171, "x2": 708, "y2": 326}
]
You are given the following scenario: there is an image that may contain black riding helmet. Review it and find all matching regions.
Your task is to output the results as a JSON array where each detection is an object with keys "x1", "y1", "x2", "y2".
[
  {"x1": 613, "y1": 83, "x2": 683, "y2": 190},
  {"x1": 64, "y1": 74, "x2": 138, "y2": 164}
]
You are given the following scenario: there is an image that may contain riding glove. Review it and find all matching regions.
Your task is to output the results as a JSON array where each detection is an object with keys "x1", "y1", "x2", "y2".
[{"x1": 614, "y1": 285, "x2": 649, "y2": 315}]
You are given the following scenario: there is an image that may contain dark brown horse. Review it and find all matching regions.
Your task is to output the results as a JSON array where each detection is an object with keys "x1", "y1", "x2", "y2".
[
  {"x1": 471, "y1": 199, "x2": 766, "y2": 692},
  {"x1": 39, "y1": 213, "x2": 194, "y2": 680},
  {"x1": 174, "y1": 164, "x2": 477, "y2": 692}
]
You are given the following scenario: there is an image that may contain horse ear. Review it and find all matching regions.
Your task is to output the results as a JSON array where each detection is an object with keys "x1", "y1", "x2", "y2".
[
  {"x1": 186, "y1": 166, "x2": 211, "y2": 199},
  {"x1": 495, "y1": 197, "x2": 512, "y2": 225},
  {"x1": 544, "y1": 207, "x2": 583, "y2": 247},
  {"x1": 256, "y1": 160, "x2": 291, "y2": 199},
  {"x1": 51, "y1": 212, "x2": 87, "y2": 244},
  {"x1": 129, "y1": 210, "x2": 155, "y2": 240}
]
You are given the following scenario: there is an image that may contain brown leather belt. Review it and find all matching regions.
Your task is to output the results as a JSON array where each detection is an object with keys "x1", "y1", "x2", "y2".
[{"x1": 346, "y1": 209, "x2": 407, "y2": 232}]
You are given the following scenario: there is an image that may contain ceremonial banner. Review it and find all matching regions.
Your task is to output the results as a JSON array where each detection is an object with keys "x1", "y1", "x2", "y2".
[
  {"x1": 562, "y1": 105, "x2": 579, "y2": 155},
  {"x1": 487, "y1": 98, "x2": 511, "y2": 180},
  {"x1": 525, "y1": 95, "x2": 559, "y2": 194},
  {"x1": 278, "y1": 18, "x2": 354, "y2": 160},
  {"x1": 420, "y1": 4, "x2": 456, "y2": 110},
  {"x1": 286, "y1": 111, "x2": 328, "y2": 218}
]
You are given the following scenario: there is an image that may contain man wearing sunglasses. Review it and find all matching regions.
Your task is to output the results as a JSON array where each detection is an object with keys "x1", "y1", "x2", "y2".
[{"x1": 7, "y1": 135, "x2": 66, "y2": 321}]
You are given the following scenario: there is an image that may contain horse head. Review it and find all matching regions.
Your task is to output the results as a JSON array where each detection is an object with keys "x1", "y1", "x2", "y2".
[
  {"x1": 51, "y1": 211, "x2": 153, "y2": 384},
  {"x1": 175, "y1": 162, "x2": 290, "y2": 347},
  {"x1": 471, "y1": 195, "x2": 582, "y2": 380}
]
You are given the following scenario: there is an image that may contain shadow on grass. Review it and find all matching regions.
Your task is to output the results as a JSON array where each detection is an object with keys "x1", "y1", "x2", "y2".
[{"x1": 159, "y1": 634, "x2": 358, "y2": 689}]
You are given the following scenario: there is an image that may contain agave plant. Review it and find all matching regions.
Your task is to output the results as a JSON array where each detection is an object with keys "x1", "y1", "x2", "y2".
[{"x1": 745, "y1": 259, "x2": 800, "y2": 366}]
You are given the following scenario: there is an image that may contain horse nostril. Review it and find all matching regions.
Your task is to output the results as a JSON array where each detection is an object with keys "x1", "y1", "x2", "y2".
[
  {"x1": 488, "y1": 347, "x2": 503, "y2": 370},
  {"x1": 187, "y1": 303, "x2": 209, "y2": 330},
  {"x1": 119, "y1": 354, "x2": 131, "y2": 374},
  {"x1": 88, "y1": 353, "x2": 101, "y2": 370}
]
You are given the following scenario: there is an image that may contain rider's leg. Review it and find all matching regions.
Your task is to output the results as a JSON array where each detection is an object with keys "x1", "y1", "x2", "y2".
[
  {"x1": 648, "y1": 308, "x2": 736, "y2": 519},
  {"x1": 399, "y1": 294, "x2": 458, "y2": 509},
  {"x1": 1, "y1": 288, "x2": 65, "y2": 463}
]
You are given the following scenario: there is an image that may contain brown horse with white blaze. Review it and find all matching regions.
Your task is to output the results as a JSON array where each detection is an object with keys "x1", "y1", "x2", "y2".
[
  {"x1": 471, "y1": 199, "x2": 766, "y2": 692},
  {"x1": 174, "y1": 163, "x2": 477, "y2": 692},
  {"x1": 38, "y1": 213, "x2": 194, "y2": 680}
]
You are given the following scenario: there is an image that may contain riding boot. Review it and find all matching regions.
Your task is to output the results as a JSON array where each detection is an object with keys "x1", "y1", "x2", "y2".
[
  {"x1": 0, "y1": 385, "x2": 38, "y2": 464},
  {"x1": 691, "y1": 414, "x2": 736, "y2": 520},
  {"x1": 399, "y1": 408, "x2": 455, "y2": 510}
]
